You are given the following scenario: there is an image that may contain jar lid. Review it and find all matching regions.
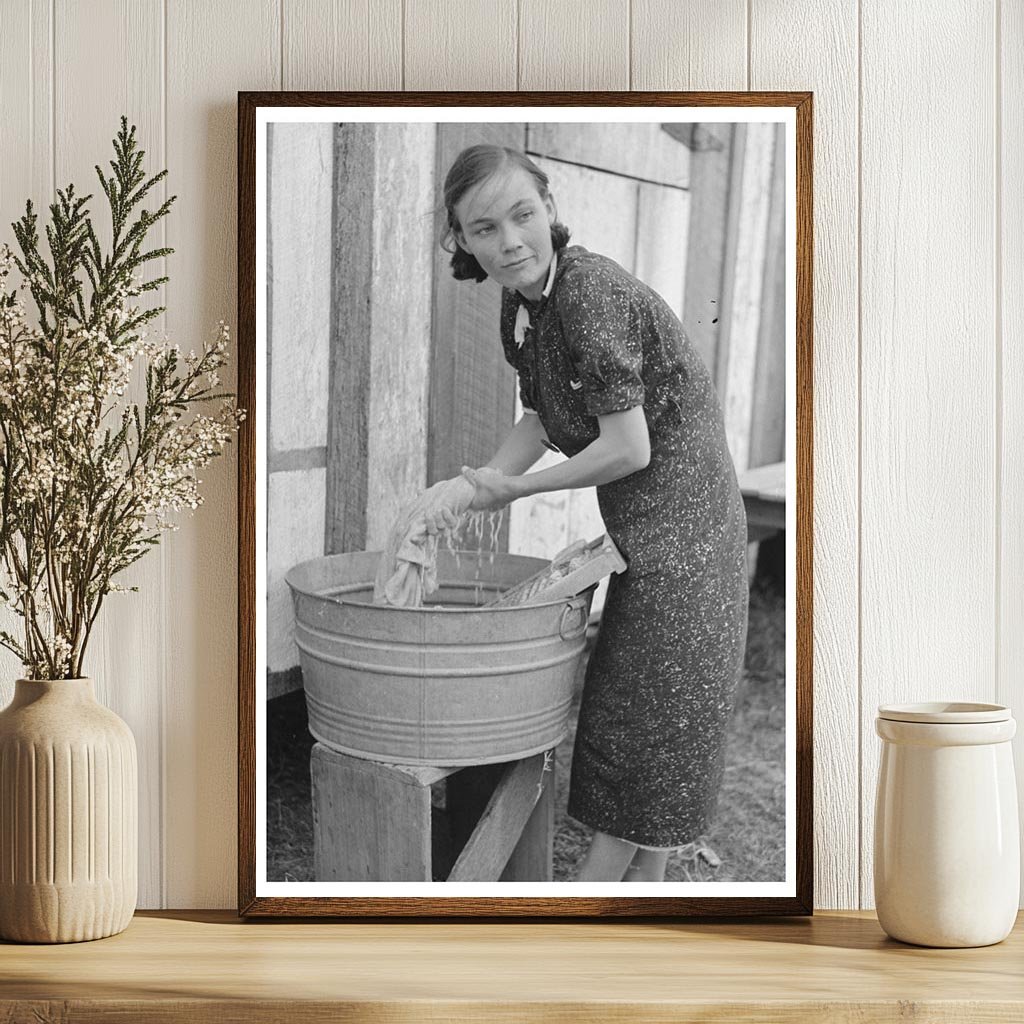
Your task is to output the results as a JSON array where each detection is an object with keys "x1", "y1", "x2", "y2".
[{"x1": 877, "y1": 701, "x2": 1011, "y2": 724}]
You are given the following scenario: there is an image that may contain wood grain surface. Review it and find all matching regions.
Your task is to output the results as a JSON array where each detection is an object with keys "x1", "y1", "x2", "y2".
[
  {"x1": 1002, "y1": 0, "x2": 1024, "y2": 888},
  {"x1": 858, "y1": 2, "x2": 998, "y2": 911},
  {"x1": 750, "y1": 0, "x2": 860, "y2": 912},
  {"x1": 1, "y1": 911, "x2": 1023, "y2": 1022}
]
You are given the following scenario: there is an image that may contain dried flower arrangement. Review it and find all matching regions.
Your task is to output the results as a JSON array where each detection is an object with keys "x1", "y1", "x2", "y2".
[{"x1": 0, "y1": 117, "x2": 243, "y2": 680}]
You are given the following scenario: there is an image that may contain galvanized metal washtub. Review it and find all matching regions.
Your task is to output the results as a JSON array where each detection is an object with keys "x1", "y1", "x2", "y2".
[{"x1": 285, "y1": 549, "x2": 595, "y2": 766}]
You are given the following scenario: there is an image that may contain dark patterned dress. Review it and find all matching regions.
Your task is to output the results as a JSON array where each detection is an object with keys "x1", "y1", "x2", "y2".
[{"x1": 499, "y1": 244, "x2": 749, "y2": 848}]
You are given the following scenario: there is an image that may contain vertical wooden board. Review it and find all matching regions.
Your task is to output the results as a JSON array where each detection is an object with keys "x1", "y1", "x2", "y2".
[
  {"x1": 1000, "y1": 0, "x2": 1024, "y2": 905},
  {"x1": 519, "y1": 0, "x2": 629, "y2": 90},
  {"x1": 502, "y1": 752, "x2": 554, "y2": 881},
  {"x1": 164, "y1": 0, "x2": 280, "y2": 908},
  {"x1": 752, "y1": 1, "x2": 859, "y2": 910},
  {"x1": 446, "y1": 762, "x2": 504, "y2": 861},
  {"x1": 0, "y1": 0, "x2": 53, "y2": 697},
  {"x1": 312, "y1": 745, "x2": 431, "y2": 881},
  {"x1": 748, "y1": 123, "x2": 786, "y2": 468},
  {"x1": 326, "y1": 123, "x2": 373, "y2": 555},
  {"x1": 634, "y1": 181, "x2": 690, "y2": 320},
  {"x1": 52, "y1": 0, "x2": 165, "y2": 909},
  {"x1": 722, "y1": 122, "x2": 775, "y2": 474},
  {"x1": 365, "y1": 124, "x2": 436, "y2": 551},
  {"x1": 860, "y1": 2, "x2": 997, "y2": 908},
  {"x1": 267, "y1": 468, "x2": 326, "y2": 675},
  {"x1": 681, "y1": 124, "x2": 736, "y2": 378},
  {"x1": 448, "y1": 754, "x2": 546, "y2": 881},
  {"x1": 429, "y1": 123, "x2": 524, "y2": 508},
  {"x1": 533, "y1": 156, "x2": 638, "y2": 273},
  {"x1": 631, "y1": 0, "x2": 747, "y2": 91},
  {"x1": 283, "y1": 0, "x2": 402, "y2": 89},
  {"x1": 0, "y1": 0, "x2": 51, "y2": 231},
  {"x1": 269, "y1": 122, "x2": 333, "y2": 453},
  {"x1": 404, "y1": 0, "x2": 516, "y2": 90}
]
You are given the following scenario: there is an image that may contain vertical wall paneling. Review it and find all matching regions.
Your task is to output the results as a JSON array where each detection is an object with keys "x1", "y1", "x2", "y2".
[
  {"x1": 0, "y1": 0, "x2": 54, "y2": 697},
  {"x1": 266, "y1": 468, "x2": 326, "y2": 689},
  {"x1": 268, "y1": 124, "x2": 332, "y2": 458},
  {"x1": 404, "y1": 0, "x2": 517, "y2": 91},
  {"x1": 519, "y1": 0, "x2": 629, "y2": 90},
  {"x1": 325, "y1": 123, "x2": 373, "y2": 556},
  {"x1": 266, "y1": 123, "x2": 332, "y2": 681},
  {"x1": 283, "y1": 0, "x2": 402, "y2": 90},
  {"x1": 748, "y1": 123, "x2": 786, "y2": 468},
  {"x1": 721, "y1": 122, "x2": 774, "y2": 474},
  {"x1": 860, "y1": 1, "x2": 997, "y2": 908},
  {"x1": 633, "y1": 181, "x2": 690, "y2": 322},
  {"x1": 535, "y1": 157, "x2": 638, "y2": 272},
  {"x1": 751, "y1": 0, "x2": 861, "y2": 910},
  {"x1": 0, "y1": 0, "x2": 52, "y2": 234},
  {"x1": 364, "y1": 124, "x2": 435, "y2": 550},
  {"x1": 681, "y1": 125, "x2": 737, "y2": 379},
  {"x1": 325, "y1": 118, "x2": 435, "y2": 575},
  {"x1": 53, "y1": 0, "x2": 166, "y2": 909},
  {"x1": 1000, "y1": 0, "x2": 1024, "y2": 899},
  {"x1": 631, "y1": 0, "x2": 747, "y2": 91},
  {"x1": 164, "y1": 0, "x2": 280, "y2": 907}
]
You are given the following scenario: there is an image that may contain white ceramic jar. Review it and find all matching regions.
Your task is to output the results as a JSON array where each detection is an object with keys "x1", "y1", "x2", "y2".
[{"x1": 874, "y1": 702, "x2": 1019, "y2": 947}]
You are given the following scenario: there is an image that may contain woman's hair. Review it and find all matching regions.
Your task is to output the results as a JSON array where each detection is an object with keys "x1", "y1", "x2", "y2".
[{"x1": 441, "y1": 144, "x2": 571, "y2": 282}]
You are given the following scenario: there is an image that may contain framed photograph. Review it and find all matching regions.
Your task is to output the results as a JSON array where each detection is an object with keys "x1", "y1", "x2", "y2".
[{"x1": 237, "y1": 91, "x2": 812, "y2": 917}]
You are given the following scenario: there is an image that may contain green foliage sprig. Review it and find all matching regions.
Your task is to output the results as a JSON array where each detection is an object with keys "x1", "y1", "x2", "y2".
[{"x1": 0, "y1": 116, "x2": 244, "y2": 679}]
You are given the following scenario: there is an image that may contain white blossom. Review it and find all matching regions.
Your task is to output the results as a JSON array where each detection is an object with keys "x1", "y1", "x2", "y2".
[{"x1": 0, "y1": 240, "x2": 243, "y2": 678}]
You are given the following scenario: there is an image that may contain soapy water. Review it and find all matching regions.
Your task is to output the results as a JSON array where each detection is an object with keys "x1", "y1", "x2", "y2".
[{"x1": 437, "y1": 506, "x2": 506, "y2": 607}]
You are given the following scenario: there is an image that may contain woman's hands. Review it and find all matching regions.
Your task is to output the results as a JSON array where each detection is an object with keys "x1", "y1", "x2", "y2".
[
  {"x1": 421, "y1": 505, "x2": 461, "y2": 536},
  {"x1": 461, "y1": 465, "x2": 522, "y2": 512}
]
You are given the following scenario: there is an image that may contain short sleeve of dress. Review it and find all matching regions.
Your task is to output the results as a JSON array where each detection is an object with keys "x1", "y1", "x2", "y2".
[{"x1": 557, "y1": 268, "x2": 645, "y2": 417}]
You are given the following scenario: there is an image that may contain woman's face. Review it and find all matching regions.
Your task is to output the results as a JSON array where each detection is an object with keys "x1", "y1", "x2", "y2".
[{"x1": 453, "y1": 165, "x2": 556, "y2": 300}]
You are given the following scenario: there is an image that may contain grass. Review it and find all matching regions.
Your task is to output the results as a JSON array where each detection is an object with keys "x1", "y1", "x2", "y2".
[{"x1": 266, "y1": 573, "x2": 786, "y2": 883}]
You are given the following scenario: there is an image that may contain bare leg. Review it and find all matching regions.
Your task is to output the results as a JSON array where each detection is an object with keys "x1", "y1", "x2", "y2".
[
  {"x1": 574, "y1": 830, "x2": 637, "y2": 881},
  {"x1": 621, "y1": 847, "x2": 670, "y2": 882}
]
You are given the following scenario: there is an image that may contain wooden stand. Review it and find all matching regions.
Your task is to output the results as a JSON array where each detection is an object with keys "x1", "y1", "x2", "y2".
[{"x1": 311, "y1": 743, "x2": 555, "y2": 882}]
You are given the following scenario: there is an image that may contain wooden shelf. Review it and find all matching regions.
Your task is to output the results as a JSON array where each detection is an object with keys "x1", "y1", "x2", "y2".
[{"x1": 2, "y1": 910, "x2": 1023, "y2": 1022}]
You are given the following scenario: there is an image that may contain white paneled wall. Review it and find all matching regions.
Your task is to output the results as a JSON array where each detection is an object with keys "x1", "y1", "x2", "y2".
[{"x1": 0, "y1": 0, "x2": 1018, "y2": 911}]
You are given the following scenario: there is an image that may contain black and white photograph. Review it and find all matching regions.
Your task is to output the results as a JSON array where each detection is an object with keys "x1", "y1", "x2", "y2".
[{"x1": 241, "y1": 96, "x2": 809, "y2": 914}]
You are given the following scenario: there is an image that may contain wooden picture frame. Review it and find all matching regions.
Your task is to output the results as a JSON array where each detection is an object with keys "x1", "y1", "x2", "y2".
[{"x1": 238, "y1": 91, "x2": 813, "y2": 917}]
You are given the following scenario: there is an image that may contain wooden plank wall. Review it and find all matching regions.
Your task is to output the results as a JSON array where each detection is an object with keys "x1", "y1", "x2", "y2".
[
  {"x1": 268, "y1": 121, "x2": 332, "y2": 697},
  {"x1": 0, "y1": 0, "x2": 1017, "y2": 912}
]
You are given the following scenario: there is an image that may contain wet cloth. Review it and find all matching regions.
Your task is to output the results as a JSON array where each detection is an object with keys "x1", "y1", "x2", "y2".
[
  {"x1": 373, "y1": 475, "x2": 476, "y2": 606},
  {"x1": 500, "y1": 244, "x2": 749, "y2": 848}
]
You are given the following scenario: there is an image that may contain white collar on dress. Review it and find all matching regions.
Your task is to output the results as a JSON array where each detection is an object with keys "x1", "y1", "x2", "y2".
[
  {"x1": 514, "y1": 252, "x2": 558, "y2": 347},
  {"x1": 541, "y1": 250, "x2": 558, "y2": 297}
]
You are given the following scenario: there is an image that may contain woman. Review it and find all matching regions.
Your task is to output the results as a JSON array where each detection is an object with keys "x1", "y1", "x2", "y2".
[{"x1": 437, "y1": 144, "x2": 748, "y2": 882}]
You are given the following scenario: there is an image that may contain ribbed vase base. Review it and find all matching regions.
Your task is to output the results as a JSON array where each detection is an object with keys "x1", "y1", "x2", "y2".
[{"x1": 0, "y1": 880, "x2": 135, "y2": 943}]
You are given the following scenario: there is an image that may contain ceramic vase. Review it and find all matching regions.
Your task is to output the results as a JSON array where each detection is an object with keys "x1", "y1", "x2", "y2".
[
  {"x1": 0, "y1": 677, "x2": 137, "y2": 943},
  {"x1": 874, "y1": 701, "x2": 1019, "y2": 948}
]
